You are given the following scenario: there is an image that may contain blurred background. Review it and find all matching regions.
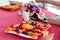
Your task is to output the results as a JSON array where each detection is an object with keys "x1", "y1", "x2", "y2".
[{"x1": 0, "y1": 0, "x2": 60, "y2": 15}]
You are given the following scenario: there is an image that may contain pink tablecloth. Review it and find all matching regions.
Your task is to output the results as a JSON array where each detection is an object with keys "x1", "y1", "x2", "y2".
[{"x1": 0, "y1": 9, "x2": 60, "y2": 40}]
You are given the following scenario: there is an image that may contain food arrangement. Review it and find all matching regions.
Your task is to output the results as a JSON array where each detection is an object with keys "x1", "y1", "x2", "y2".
[
  {"x1": 5, "y1": 21, "x2": 51, "y2": 39},
  {"x1": 1, "y1": 4, "x2": 20, "y2": 11}
]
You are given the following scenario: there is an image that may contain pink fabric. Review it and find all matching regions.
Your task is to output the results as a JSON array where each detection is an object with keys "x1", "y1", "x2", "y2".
[{"x1": 0, "y1": 8, "x2": 60, "y2": 40}]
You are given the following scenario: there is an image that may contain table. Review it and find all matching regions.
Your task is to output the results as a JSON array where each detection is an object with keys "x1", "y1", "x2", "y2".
[{"x1": 0, "y1": 8, "x2": 60, "y2": 40}]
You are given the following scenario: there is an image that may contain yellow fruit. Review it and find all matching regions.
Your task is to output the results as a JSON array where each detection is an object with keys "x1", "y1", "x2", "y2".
[
  {"x1": 6, "y1": 27, "x2": 13, "y2": 32},
  {"x1": 31, "y1": 35, "x2": 36, "y2": 38},
  {"x1": 29, "y1": 33, "x2": 37, "y2": 38},
  {"x1": 22, "y1": 24, "x2": 34, "y2": 30}
]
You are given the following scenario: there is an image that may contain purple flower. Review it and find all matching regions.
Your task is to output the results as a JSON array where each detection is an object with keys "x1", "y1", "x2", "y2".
[{"x1": 32, "y1": 6, "x2": 39, "y2": 13}]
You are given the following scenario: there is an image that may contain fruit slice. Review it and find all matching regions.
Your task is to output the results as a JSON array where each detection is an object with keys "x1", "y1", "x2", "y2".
[
  {"x1": 22, "y1": 24, "x2": 34, "y2": 30},
  {"x1": 45, "y1": 23, "x2": 51, "y2": 28},
  {"x1": 16, "y1": 29, "x2": 22, "y2": 34},
  {"x1": 34, "y1": 29, "x2": 40, "y2": 32},
  {"x1": 31, "y1": 34, "x2": 37, "y2": 38},
  {"x1": 28, "y1": 31, "x2": 37, "y2": 38},
  {"x1": 28, "y1": 31, "x2": 33, "y2": 35},
  {"x1": 14, "y1": 27, "x2": 20, "y2": 32},
  {"x1": 40, "y1": 24, "x2": 44, "y2": 27},
  {"x1": 6, "y1": 27, "x2": 13, "y2": 32}
]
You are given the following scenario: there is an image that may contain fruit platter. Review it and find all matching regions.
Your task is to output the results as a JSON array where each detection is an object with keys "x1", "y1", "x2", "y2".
[{"x1": 5, "y1": 21, "x2": 51, "y2": 39}]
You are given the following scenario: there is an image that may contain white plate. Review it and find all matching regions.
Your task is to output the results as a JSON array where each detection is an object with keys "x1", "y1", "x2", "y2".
[{"x1": 4, "y1": 31, "x2": 38, "y2": 39}]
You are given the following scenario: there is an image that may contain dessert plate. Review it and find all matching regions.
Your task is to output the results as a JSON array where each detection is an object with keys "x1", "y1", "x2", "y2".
[{"x1": 5, "y1": 22, "x2": 51, "y2": 39}]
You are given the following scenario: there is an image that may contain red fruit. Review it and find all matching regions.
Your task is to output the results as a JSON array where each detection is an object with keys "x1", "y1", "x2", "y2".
[
  {"x1": 45, "y1": 23, "x2": 51, "y2": 28},
  {"x1": 19, "y1": 24, "x2": 22, "y2": 29},
  {"x1": 10, "y1": 25, "x2": 14, "y2": 28},
  {"x1": 16, "y1": 29, "x2": 22, "y2": 34},
  {"x1": 35, "y1": 24, "x2": 40, "y2": 29},
  {"x1": 16, "y1": 31, "x2": 20, "y2": 34},
  {"x1": 34, "y1": 29, "x2": 38, "y2": 32},
  {"x1": 25, "y1": 29, "x2": 30, "y2": 32},
  {"x1": 38, "y1": 26, "x2": 42, "y2": 30},
  {"x1": 37, "y1": 32, "x2": 42, "y2": 36},
  {"x1": 34, "y1": 29, "x2": 41, "y2": 33},
  {"x1": 20, "y1": 22, "x2": 23, "y2": 26},
  {"x1": 41, "y1": 27, "x2": 46, "y2": 31},
  {"x1": 35, "y1": 26, "x2": 39, "y2": 29},
  {"x1": 35, "y1": 22, "x2": 39, "y2": 27}
]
